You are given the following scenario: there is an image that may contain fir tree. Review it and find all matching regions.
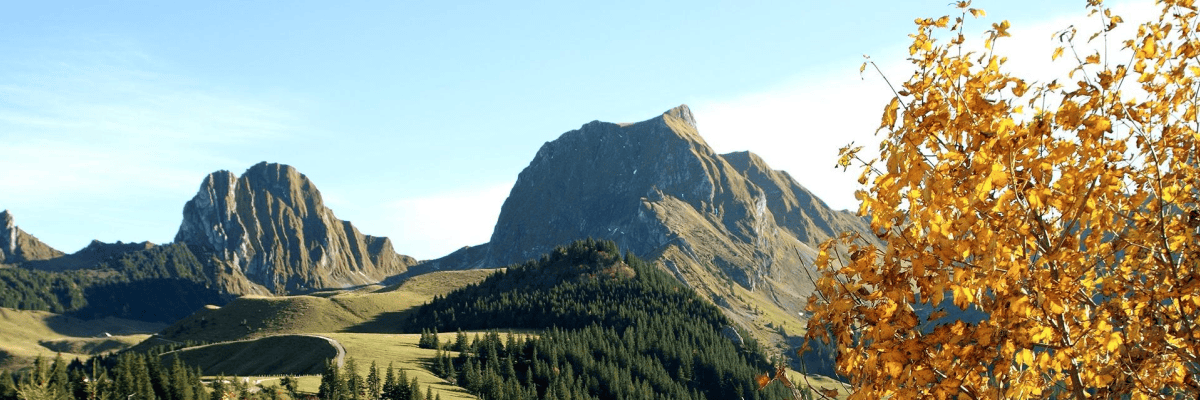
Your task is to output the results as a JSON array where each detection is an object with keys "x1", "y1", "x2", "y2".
[
  {"x1": 365, "y1": 361, "x2": 380, "y2": 400},
  {"x1": 380, "y1": 364, "x2": 395, "y2": 400},
  {"x1": 343, "y1": 358, "x2": 362, "y2": 400},
  {"x1": 317, "y1": 360, "x2": 343, "y2": 400},
  {"x1": 210, "y1": 376, "x2": 228, "y2": 400},
  {"x1": 406, "y1": 378, "x2": 420, "y2": 400}
]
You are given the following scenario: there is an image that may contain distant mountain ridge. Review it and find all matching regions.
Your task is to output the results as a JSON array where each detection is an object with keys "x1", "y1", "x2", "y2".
[
  {"x1": 1, "y1": 162, "x2": 417, "y2": 322},
  {"x1": 0, "y1": 210, "x2": 64, "y2": 265},
  {"x1": 175, "y1": 162, "x2": 416, "y2": 295}
]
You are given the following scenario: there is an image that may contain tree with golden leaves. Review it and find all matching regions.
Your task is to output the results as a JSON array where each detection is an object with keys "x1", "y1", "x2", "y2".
[{"x1": 805, "y1": 0, "x2": 1200, "y2": 398}]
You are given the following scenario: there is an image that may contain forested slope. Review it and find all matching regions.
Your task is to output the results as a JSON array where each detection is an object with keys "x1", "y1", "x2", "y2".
[{"x1": 407, "y1": 239, "x2": 788, "y2": 399}]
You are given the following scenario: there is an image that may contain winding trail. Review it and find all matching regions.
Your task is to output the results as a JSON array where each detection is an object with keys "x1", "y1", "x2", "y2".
[{"x1": 301, "y1": 334, "x2": 346, "y2": 368}]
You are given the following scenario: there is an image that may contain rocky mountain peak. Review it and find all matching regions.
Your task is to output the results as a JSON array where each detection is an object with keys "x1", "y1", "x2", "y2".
[
  {"x1": 464, "y1": 105, "x2": 878, "y2": 334},
  {"x1": 663, "y1": 104, "x2": 697, "y2": 129},
  {"x1": 175, "y1": 162, "x2": 414, "y2": 294},
  {"x1": 0, "y1": 210, "x2": 64, "y2": 264}
]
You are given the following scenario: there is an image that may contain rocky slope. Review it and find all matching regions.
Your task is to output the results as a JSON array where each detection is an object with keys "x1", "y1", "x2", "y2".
[
  {"x1": 0, "y1": 210, "x2": 64, "y2": 265},
  {"x1": 175, "y1": 162, "x2": 416, "y2": 295},
  {"x1": 426, "y1": 105, "x2": 877, "y2": 350}
]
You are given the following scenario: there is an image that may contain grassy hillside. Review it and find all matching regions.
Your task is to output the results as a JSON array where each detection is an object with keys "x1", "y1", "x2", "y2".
[
  {"x1": 323, "y1": 332, "x2": 480, "y2": 400},
  {"x1": 155, "y1": 269, "x2": 499, "y2": 343},
  {"x1": 0, "y1": 307, "x2": 163, "y2": 370},
  {"x1": 164, "y1": 335, "x2": 337, "y2": 376}
]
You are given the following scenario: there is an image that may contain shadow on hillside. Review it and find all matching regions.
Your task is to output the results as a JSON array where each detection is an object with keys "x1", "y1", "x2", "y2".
[
  {"x1": 38, "y1": 311, "x2": 166, "y2": 338},
  {"x1": 70, "y1": 278, "x2": 226, "y2": 324},
  {"x1": 342, "y1": 309, "x2": 414, "y2": 334}
]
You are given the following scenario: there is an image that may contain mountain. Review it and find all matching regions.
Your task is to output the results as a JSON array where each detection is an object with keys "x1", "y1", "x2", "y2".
[
  {"x1": 175, "y1": 162, "x2": 416, "y2": 295},
  {"x1": 0, "y1": 210, "x2": 64, "y2": 265},
  {"x1": 424, "y1": 105, "x2": 877, "y2": 349},
  {"x1": 21, "y1": 240, "x2": 154, "y2": 272}
]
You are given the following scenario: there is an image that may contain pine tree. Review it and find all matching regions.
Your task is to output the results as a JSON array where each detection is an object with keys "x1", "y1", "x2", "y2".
[
  {"x1": 365, "y1": 361, "x2": 380, "y2": 400},
  {"x1": 388, "y1": 370, "x2": 408, "y2": 400},
  {"x1": 210, "y1": 376, "x2": 228, "y2": 400},
  {"x1": 343, "y1": 358, "x2": 362, "y2": 400},
  {"x1": 48, "y1": 354, "x2": 69, "y2": 399},
  {"x1": 380, "y1": 364, "x2": 395, "y2": 400},
  {"x1": 317, "y1": 360, "x2": 343, "y2": 400},
  {"x1": 451, "y1": 330, "x2": 466, "y2": 352},
  {"x1": 168, "y1": 355, "x2": 192, "y2": 400},
  {"x1": 406, "y1": 378, "x2": 420, "y2": 400}
]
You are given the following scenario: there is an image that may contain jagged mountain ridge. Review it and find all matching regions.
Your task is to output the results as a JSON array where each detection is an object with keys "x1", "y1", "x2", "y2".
[
  {"x1": 424, "y1": 105, "x2": 877, "y2": 339},
  {"x1": 175, "y1": 162, "x2": 416, "y2": 295},
  {"x1": 0, "y1": 210, "x2": 64, "y2": 265}
]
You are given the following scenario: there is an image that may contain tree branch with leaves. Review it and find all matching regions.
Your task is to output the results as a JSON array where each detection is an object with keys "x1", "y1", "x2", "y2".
[{"x1": 806, "y1": 0, "x2": 1200, "y2": 398}]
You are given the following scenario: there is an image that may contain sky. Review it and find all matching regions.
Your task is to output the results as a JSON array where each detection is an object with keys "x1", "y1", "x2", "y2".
[{"x1": 0, "y1": 1, "x2": 1149, "y2": 260}]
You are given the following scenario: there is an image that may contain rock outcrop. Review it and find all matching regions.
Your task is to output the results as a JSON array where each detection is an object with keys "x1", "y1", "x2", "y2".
[
  {"x1": 175, "y1": 162, "x2": 415, "y2": 294},
  {"x1": 0, "y1": 210, "x2": 64, "y2": 265}
]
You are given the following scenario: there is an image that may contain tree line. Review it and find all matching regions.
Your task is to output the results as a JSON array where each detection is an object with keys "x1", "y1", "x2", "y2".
[
  {"x1": 407, "y1": 239, "x2": 789, "y2": 399},
  {"x1": 0, "y1": 243, "x2": 223, "y2": 322},
  {"x1": 317, "y1": 358, "x2": 441, "y2": 400}
]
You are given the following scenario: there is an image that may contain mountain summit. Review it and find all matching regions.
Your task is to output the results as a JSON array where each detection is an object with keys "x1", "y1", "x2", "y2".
[
  {"x1": 175, "y1": 162, "x2": 415, "y2": 294},
  {"x1": 0, "y1": 210, "x2": 64, "y2": 265},
  {"x1": 434, "y1": 105, "x2": 876, "y2": 333}
]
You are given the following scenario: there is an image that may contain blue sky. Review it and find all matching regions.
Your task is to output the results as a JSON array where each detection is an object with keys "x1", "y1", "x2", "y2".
[{"x1": 0, "y1": 1, "x2": 1142, "y2": 259}]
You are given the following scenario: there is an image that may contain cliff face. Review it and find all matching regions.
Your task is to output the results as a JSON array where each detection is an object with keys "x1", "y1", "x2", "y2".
[
  {"x1": 175, "y1": 162, "x2": 415, "y2": 294},
  {"x1": 0, "y1": 210, "x2": 64, "y2": 265},
  {"x1": 441, "y1": 105, "x2": 877, "y2": 324}
]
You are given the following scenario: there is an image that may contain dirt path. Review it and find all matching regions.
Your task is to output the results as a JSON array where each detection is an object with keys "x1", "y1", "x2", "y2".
[{"x1": 301, "y1": 334, "x2": 346, "y2": 368}]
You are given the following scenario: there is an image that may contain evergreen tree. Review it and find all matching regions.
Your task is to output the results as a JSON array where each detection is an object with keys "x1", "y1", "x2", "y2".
[
  {"x1": 233, "y1": 377, "x2": 251, "y2": 400},
  {"x1": 406, "y1": 378, "x2": 419, "y2": 400},
  {"x1": 167, "y1": 355, "x2": 191, "y2": 400},
  {"x1": 453, "y1": 330, "x2": 468, "y2": 353},
  {"x1": 48, "y1": 354, "x2": 69, "y2": 399},
  {"x1": 279, "y1": 377, "x2": 299, "y2": 400},
  {"x1": 210, "y1": 376, "x2": 228, "y2": 400},
  {"x1": 317, "y1": 360, "x2": 343, "y2": 400},
  {"x1": 0, "y1": 370, "x2": 16, "y2": 400},
  {"x1": 380, "y1": 364, "x2": 395, "y2": 400},
  {"x1": 365, "y1": 361, "x2": 380, "y2": 400},
  {"x1": 343, "y1": 358, "x2": 362, "y2": 400},
  {"x1": 386, "y1": 370, "x2": 408, "y2": 400},
  {"x1": 0, "y1": 371, "x2": 16, "y2": 400}
]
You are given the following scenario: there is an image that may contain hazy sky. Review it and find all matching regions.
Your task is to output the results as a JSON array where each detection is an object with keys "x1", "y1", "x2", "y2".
[{"x1": 0, "y1": 1, "x2": 1146, "y2": 259}]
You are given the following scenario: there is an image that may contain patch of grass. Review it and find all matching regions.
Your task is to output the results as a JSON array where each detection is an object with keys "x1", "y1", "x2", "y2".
[
  {"x1": 0, "y1": 307, "x2": 162, "y2": 370},
  {"x1": 786, "y1": 369, "x2": 849, "y2": 399}
]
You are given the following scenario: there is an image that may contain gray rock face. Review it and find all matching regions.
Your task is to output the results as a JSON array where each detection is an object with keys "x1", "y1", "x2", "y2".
[
  {"x1": 0, "y1": 210, "x2": 64, "y2": 264},
  {"x1": 471, "y1": 105, "x2": 878, "y2": 322},
  {"x1": 175, "y1": 162, "x2": 415, "y2": 294}
]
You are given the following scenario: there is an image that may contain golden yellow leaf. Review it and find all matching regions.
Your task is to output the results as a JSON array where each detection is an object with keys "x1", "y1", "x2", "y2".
[
  {"x1": 880, "y1": 97, "x2": 900, "y2": 131},
  {"x1": 1052, "y1": 46, "x2": 1065, "y2": 61},
  {"x1": 1105, "y1": 332, "x2": 1122, "y2": 352}
]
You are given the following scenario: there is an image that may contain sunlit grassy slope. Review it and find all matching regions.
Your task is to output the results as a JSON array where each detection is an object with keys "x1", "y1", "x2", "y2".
[{"x1": 155, "y1": 269, "x2": 499, "y2": 343}]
